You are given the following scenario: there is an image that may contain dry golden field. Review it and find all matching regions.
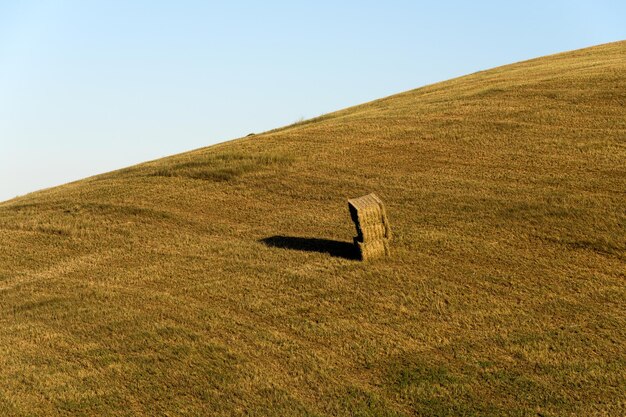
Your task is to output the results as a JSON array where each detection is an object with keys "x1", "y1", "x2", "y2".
[{"x1": 1, "y1": 41, "x2": 625, "y2": 416}]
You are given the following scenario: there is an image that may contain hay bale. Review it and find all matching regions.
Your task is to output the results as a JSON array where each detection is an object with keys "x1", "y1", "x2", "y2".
[
  {"x1": 356, "y1": 224, "x2": 387, "y2": 241},
  {"x1": 354, "y1": 239, "x2": 391, "y2": 261},
  {"x1": 348, "y1": 193, "x2": 391, "y2": 261}
]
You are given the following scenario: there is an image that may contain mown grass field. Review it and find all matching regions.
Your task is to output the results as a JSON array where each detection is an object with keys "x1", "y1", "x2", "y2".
[{"x1": 1, "y1": 41, "x2": 625, "y2": 416}]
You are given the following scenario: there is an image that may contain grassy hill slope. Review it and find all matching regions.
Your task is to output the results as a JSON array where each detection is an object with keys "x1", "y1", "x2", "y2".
[{"x1": 1, "y1": 41, "x2": 625, "y2": 416}]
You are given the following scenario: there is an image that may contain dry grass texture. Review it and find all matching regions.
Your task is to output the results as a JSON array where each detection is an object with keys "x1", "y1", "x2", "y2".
[{"x1": 1, "y1": 41, "x2": 625, "y2": 416}]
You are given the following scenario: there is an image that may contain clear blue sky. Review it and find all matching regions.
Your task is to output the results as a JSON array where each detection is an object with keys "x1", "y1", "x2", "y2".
[{"x1": 1, "y1": 1, "x2": 625, "y2": 201}]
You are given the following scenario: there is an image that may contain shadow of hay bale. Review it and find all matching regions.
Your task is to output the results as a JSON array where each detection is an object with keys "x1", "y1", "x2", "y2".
[{"x1": 260, "y1": 235, "x2": 358, "y2": 260}]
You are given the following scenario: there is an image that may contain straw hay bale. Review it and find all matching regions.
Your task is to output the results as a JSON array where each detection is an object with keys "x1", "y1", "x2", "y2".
[
  {"x1": 348, "y1": 193, "x2": 391, "y2": 261},
  {"x1": 354, "y1": 239, "x2": 391, "y2": 261}
]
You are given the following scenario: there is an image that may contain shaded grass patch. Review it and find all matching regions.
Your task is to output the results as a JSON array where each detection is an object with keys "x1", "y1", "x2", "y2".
[
  {"x1": 386, "y1": 355, "x2": 559, "y2": 416},
  {"x1": 151, "y1": 151, "x2": 293, "y2": 182}
]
